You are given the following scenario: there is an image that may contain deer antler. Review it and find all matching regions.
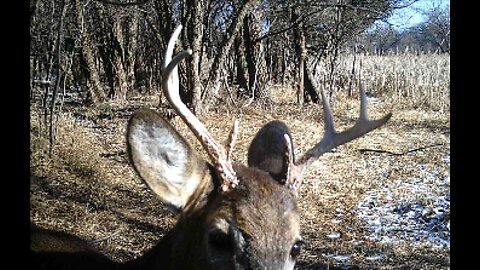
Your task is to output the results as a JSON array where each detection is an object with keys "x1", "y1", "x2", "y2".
[
  {"x1": 286, "y1": 82, "x2": 392, "y2": 189},
  {"x1": 162, "y1": 25, "x2": 239, "y2": 192}
]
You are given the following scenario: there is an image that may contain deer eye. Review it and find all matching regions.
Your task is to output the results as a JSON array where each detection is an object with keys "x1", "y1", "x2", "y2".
[
  {"x1": 290, "y1": 240, "x2": 304, "y2": 259},
  {"x1": 209, "y1": 229, "x2": 233, "y2": 251}
]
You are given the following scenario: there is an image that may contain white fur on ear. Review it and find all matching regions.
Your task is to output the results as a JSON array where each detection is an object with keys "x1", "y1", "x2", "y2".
[{"x1": 127, "y1": 109, "x2": 209, "y2": 210}]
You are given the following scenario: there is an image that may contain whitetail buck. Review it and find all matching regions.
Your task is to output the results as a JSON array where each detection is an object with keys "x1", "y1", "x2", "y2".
[{"x1": 31, "y1": 25, "x2": 392, "y2": 270}]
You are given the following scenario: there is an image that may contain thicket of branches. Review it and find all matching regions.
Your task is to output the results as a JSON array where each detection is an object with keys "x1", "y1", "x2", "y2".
[{"x1": 30, "y1": 0, "x2": 423, "y2": 115}]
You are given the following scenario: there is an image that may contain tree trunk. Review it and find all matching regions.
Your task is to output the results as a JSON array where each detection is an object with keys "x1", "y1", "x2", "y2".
[
  {"x1": 243, "y1": 8, "x2": 270, "y2": 103},
  {"x1": 235, "y1": 35, "x2": 248, "y2": 97},
  {"x1": 281, "y1": 32, "x2": 290, "y2": 84},
  {"x1": 49, "y1": 0, "x2": 68, "y2": 155},
  {"x1": 74, "y1": 0, "x2": 105, "y2": 104},
  {"x1": 292, "y1": 7, "x2": 306, "y2": 104},
  {"x1": 203, "y1": 0, "x2": 256, "y2": 111},
  {"x1": 126, "y1": 9, "x2": 139, "y2": 94},
  {"x1": 111, "y1": 15, "x2": 128, "y2": 101},
  {"x1": 303, "y1": 62, "x2": 320, "y2": 103},
  {"x1": 183, "y1": 0, "x2": 204, "y2": 114}
]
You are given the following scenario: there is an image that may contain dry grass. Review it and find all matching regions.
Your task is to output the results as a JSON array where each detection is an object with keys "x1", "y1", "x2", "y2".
[{"x1": 30, "y1": 53, "x2": 450, "y2": 269}]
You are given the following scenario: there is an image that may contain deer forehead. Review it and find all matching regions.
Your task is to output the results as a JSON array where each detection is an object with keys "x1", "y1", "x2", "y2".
[{"x1": 206, "y1": 164, "x2": 300, "y2": 239}]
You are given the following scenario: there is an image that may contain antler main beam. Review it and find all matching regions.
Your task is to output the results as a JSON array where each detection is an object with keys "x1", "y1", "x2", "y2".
[
  {"x1": 288, "y1": 82, "x2": 392, "y2": 188},
  {"x1": 162, "y1": 25, "x2": 239, "y2": 192}
]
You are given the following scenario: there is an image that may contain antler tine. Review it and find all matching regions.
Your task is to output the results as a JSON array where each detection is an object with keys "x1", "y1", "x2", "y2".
[
  {"x1": 225, "y1": 119, "x2": 240, "y2": 163},
  {"x1": 319, "y1": 82, "x2": 336, "y2": 137},
  {"x1": 282, "y1": 134, "x2": 296, "y2": 188},
  {"x1": 293, "y1": 82, "x2": 392, "y2": 183},
  {"x1": 162, "y1": 24, "x2": 238, "y2": 192}
]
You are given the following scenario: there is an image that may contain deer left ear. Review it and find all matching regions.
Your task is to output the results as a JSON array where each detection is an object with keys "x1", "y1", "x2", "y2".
[
  {"x1": 247, "y1": 120, "x2": 294, "y2": 183},
  {"x1": 127, "y1": 109, "x2": 211, "y2": 211}
]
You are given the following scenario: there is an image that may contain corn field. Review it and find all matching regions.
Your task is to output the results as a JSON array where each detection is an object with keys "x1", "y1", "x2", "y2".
[{"x1": 314, "y1": 52, "x2": 450, "y2": 112}]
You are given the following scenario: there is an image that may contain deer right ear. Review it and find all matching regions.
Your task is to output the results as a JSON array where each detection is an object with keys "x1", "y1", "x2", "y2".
[
  {"x1": 127, "y1": 109, "x2": 211, "y2": 211},
  {"x1": 247, "y1": 120, "x2": 294, "y2": 183}
]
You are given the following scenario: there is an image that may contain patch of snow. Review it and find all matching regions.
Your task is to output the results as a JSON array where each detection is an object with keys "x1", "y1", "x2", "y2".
[
  {"x1": 366, "y1": 96, "x2": 380, "y2": 105},
  {"x1": 324, "y1": 254, "x2": 350, "y2": 262},
  {"x1": 354, "y1": 174, "x2": 450, "y2": 249},
  {"x1": 442, "y1": 155, "x2": 450, "y2": 164},
  {"x1": 326, "y1": 231, "x2": 342, "y2": 239},
  {"x1": 364, "y1": 254, "x2": 384, "y2": 262}
]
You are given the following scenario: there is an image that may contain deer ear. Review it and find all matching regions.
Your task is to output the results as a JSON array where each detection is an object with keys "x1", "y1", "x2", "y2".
[
  {"x1": 127, "y1": 109, "x2": 210, "y2": 211},
  {"x1": 247, "y1": 120, "x2": 294, "y2": 182}
]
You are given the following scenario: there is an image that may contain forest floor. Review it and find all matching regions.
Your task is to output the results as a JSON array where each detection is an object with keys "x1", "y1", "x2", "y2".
[{"x1": 30, "y1": 87, "x2": 450, "y2": 269}]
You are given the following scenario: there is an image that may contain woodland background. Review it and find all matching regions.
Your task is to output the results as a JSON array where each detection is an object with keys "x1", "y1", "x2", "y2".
[
  {"x1": 30, "y1": 0, "x2": 450, "y2": 269},
  {"x1": 30, "y1": 0, "x2": 450, "y2": 116}
]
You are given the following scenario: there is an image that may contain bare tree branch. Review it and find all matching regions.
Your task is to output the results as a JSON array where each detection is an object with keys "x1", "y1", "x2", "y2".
[{"x1": 358, "y1": 143, "x2": 444, "y2": 156}]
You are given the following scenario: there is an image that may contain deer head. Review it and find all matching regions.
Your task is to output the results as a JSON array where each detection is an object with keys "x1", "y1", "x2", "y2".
[{"x1": 125, "y1": 25, "x2": 392, "y2": 269}]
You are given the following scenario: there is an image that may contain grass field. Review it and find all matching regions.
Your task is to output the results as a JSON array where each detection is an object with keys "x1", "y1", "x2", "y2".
[{"x1": 30, "y1": 52, "x2": 450, "y2": 269}]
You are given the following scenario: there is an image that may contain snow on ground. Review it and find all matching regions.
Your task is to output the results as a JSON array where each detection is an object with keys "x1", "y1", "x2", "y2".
[{"x1": 354, "y1": 159, "x2": 450, "y2": 249}]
